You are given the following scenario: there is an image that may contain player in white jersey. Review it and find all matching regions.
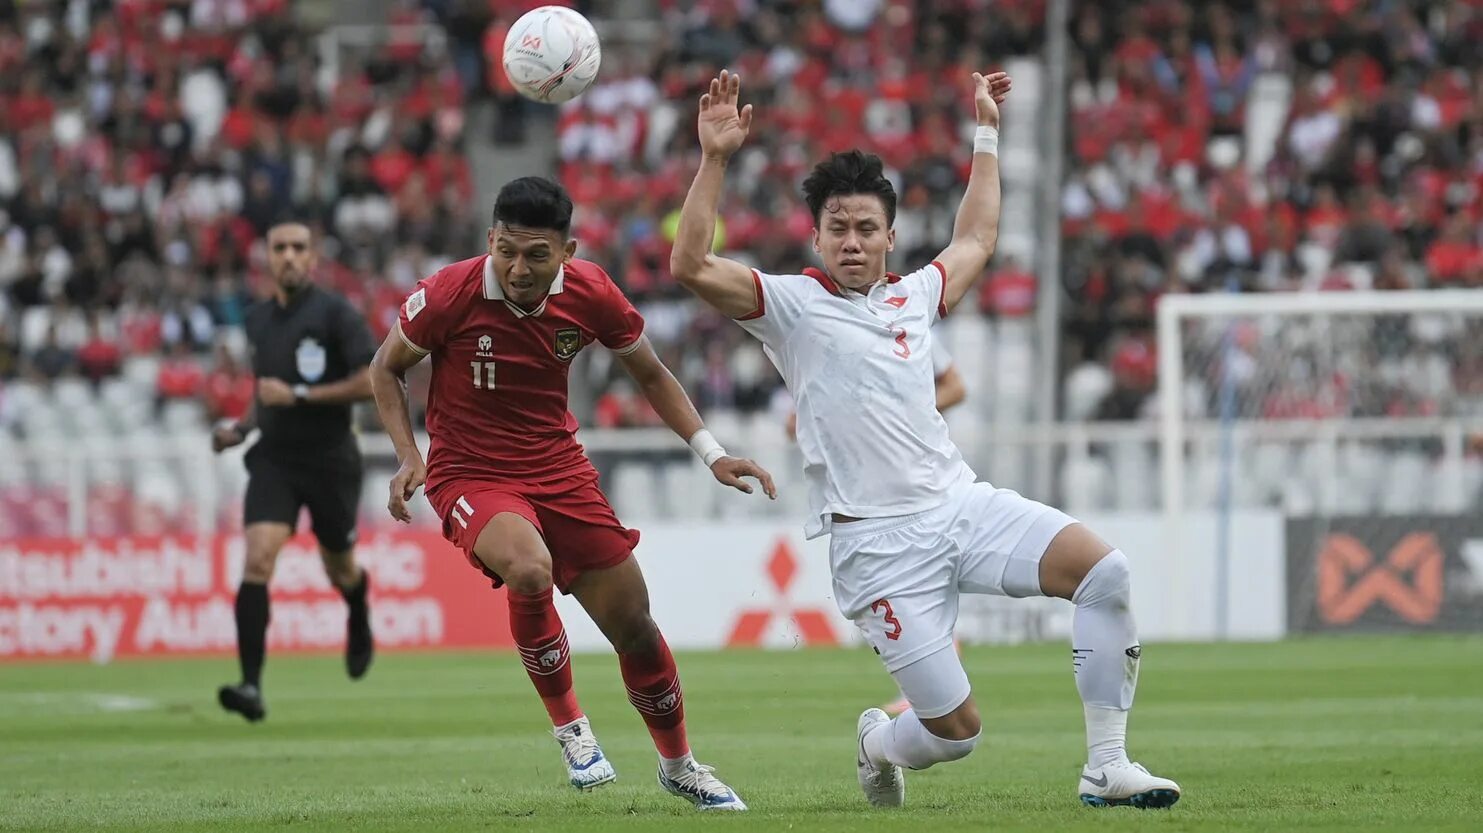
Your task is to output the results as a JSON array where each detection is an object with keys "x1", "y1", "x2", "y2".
[
  {"x1": 669, "y1": 70, "x2": 1180, "y2": 810},
  {"x1": 784, "y1": 325, "x2": 963, "y2": 443}
]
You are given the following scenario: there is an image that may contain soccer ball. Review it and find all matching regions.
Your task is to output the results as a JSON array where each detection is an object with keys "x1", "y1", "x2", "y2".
[{"x1": 502, "y1": 6, "x2": 602, "y2": 104}]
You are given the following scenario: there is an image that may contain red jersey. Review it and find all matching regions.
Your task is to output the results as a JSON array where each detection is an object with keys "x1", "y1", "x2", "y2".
[{"x1": 398, "y1": 255, "x2": 645, "y2": 491}]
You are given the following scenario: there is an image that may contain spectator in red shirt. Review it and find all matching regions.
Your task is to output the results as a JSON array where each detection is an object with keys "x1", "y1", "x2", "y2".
[
  {"x1": 1425, "y1": 213, "x2": 1481, "y2": 284},
  {"x1": 76, "y1": 313, "x2": 123, "y2": 384},
  {"x1": 156, "y1": 342, "x2": 205, "y2": 402},
  {"x1": 203, "y1": 342, "x2": 255, "y2": 421}
]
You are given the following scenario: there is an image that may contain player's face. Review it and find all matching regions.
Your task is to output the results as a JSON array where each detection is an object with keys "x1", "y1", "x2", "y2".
[
  {"x1": 267, "y1": 224, "x2": 317, "y2": 293},
  {"x1": 812, "y1": 195, "x2": 895, "y2": 290},
  {"x1": 488, "y1": 224, "x2": 576, "y2": 307}
]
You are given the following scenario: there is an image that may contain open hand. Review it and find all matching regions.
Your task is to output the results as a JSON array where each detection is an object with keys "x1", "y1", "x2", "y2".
[
  {"x1": 697, "y1": 69, "x2": 753, "y2": 161},
  {"x1": 973, "y1": 71, "x2": 1012, "y2": 128}
]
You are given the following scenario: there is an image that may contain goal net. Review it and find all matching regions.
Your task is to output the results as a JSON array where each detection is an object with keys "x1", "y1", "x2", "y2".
[{"x1": 1156, "y1": 290, "x2": 1483, "y2": 639}]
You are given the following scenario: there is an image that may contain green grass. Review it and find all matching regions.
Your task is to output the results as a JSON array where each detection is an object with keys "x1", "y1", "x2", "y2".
[{"x1": 3, "y1": 637, "x2": 1482, "y2": 832}]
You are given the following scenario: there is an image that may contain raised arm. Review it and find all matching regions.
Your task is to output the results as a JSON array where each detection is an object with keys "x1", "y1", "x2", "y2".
[
  {"x1": 616, "y1": 336, "x2": 775, "y2": 499},
  {"x1": 670, "y1": 69, "x2": 761, "y2": 319},
  {"x1": 370, "y1": 323, "x2": 429, "y2": 522},
  {"x1": 935, "y1": 71, "x2": 1012, "y2": 315}
]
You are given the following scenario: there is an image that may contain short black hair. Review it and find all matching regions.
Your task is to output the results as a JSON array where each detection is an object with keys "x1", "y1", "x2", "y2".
[
  {"x1": 801, "y1": 150, "x2": 897, "y2": 227},
  {"x1": 266, "y1": 218, "x2": 314, "y2": 241},
  {"x1": 493, "y1": 177, "x2": 573, "y2": 236}
]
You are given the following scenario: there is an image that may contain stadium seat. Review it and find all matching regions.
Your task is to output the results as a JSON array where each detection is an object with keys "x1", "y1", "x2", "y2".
[
  {"x1": 609, "y1": 462, "x2": 661, "y2": 522},
  {"x1": 1061, "y1": 453, "x2": 1113, "y2": 515},
  {"x1": 1379, "y1": 452, "x2": 1431, "y2": 516}
]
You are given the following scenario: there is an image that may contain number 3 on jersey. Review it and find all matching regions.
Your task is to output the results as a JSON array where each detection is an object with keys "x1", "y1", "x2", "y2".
[
  {"x1": 471, "y1": 361, "x2": 496, "y2": 390},
  {"x1": 871, "y1": 598, "x2": 903, "y2": 640}
]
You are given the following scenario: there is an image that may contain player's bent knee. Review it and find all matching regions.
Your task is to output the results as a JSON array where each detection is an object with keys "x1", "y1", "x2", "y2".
[
  {"x1": 1040, "y1": 523, "x2": 1118, "y2": 600},
  {"x1": 242, "y1": 548, "x2": 279, "y2": 583},
  {"x1": 319, "y1": 549, "x2": 358, "y2": 588},
  {"x1": 1073, "y1": 548, "x2": 1131, "y2": 606},
  {"x1": 921, "y1": 698, "x2": 981, "y2": 741},
  {"x1": 499, "y1": 557, "x2": 554, "y2": 594}
]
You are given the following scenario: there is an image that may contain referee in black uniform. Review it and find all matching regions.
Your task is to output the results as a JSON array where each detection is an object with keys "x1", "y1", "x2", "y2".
[{"x1": 212, "y1": 220, "x2": 378, "y2": 722}]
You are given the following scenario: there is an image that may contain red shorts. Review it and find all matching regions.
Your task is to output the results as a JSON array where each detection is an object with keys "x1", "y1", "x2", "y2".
[{"x1": 426, "y1": 470, "x2": 640, "y2": 593}]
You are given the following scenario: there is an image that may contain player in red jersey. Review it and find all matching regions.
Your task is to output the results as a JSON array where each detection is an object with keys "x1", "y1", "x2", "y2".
[{"x1": 368, "y1": 177, "x2": 772, "y2": 811}]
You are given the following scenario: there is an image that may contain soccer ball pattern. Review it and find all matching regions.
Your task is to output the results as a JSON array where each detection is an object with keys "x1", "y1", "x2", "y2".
[{"x1": 502, "y1": 6, "x2": 602, "y2": 104}]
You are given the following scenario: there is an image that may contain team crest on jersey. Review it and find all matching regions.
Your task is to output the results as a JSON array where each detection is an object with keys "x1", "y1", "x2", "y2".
[
  {"x1": 404, "y1": 288, "x2": 427, "y2": 320},
  {"x1": 476, "y1": 334, "x2": 494, "y2": 358},
  {"x1": 553, "y1": 327, "x2": 581, "y2": 361},
  {"x1": 295, "y1": 337, "x2": 326, "y2": 382}
]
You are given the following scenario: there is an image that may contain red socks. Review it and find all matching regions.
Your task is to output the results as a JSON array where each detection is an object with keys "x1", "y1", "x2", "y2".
[
  {"x1": 508, "y1": 588, "x2": 582, "y2": 726},
  {"x1": 509, "y1": 587, "x2": 690, "y2": 759},
  {"x1": 619, "y1": 634, "x2": 690, "y2": 759}
]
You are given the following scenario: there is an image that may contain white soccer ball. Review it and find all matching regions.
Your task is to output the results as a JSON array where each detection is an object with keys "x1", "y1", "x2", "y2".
[{"x1": 502, "y1": 6, "x2": 602, "y2": 104}]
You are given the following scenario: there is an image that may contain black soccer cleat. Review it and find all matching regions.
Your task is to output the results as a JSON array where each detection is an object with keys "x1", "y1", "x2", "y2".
[
  {"x1": 218, "y1": 683, "x2": 266, "y2": 722},
  {"x1": 346, "y1": 585, "x2": 374, "y2": 680}
]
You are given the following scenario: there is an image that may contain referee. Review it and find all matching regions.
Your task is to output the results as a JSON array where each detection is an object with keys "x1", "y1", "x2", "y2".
[{"x1": 212, "y1": 220, "x2": 378, "y2": 722}]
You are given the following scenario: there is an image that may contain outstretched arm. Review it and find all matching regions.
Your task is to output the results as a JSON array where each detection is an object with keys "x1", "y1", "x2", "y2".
[
  {"x1": 617, "y1": 336, "x2": 776, "y2": 499},
  {"x1": 935, "y1": 71, "x2": 1012, "y2": 315},
  {"x1": 670, "y1": 69, "x2": 761, "y2": 319},
  {"x1": 370, "y1": 324, "x2": 429, "y2": 523}
]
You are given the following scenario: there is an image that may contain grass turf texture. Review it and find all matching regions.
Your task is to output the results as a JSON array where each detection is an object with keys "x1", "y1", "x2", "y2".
[{"x1": 3, "y1": 637, "x2": 1481, "y2": 832}]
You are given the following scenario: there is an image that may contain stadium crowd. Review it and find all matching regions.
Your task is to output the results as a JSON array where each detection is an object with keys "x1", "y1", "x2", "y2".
[
  {"x1": 0, "y1": 0, "x2": 481, "y2": 427},
  {"x1": 1058, "y1": 0, "x2": 1483, "y2": 422},
  {"x1": 2, "y1": 0, "x2": 1482, "y2": 534},
  {"x1": 540, "y1": 0, "x2": 1483, "y2": 428}
]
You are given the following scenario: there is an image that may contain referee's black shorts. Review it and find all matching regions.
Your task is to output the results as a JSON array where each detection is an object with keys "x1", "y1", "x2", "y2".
[{"x1": 243, "y1": 440, "x2": 363, "y2": 551}]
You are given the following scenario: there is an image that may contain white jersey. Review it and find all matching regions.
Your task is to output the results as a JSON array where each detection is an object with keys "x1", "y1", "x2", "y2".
[{"x1": 736, "y1": 262, "x2": 975, "y2": 538}]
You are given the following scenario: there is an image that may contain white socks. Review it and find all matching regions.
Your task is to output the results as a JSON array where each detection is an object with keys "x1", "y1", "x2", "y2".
[
  {"x1": 660, "y1": 753, "x2": 695, "y2": 779},
  {"x1": 1071, "y1": 549, "x2": 1138, "y2": 768},
  {"x1": 863, "y1": 708, "x2": 979, "y2": 771}
]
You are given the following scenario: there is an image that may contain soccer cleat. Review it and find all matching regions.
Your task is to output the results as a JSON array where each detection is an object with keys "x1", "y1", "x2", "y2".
[
  {"x1": 345, "y1": 580, "x2": 374, "y2": 681},
  {"x1": 552, "y1": 717, "x2": 617, "y2": 791},
  {"x1": 217, "y1": 683, "x2": 266, "y2": 723},
  {"x1": 1079, "y1": 761, "x2": 1181, "y2": 808},
  {"x1": 658, "y1": 758, "x2": 748, "y2": 811},
  {"x1": 857, "y1": 708, "x2": 905, "y2": 807}
]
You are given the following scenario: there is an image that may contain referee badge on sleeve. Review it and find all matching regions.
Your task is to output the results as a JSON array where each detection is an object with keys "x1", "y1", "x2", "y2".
[
  {"x1": 553, "y1": 327, "x2": 581, "y2": 361},
  {"x1": 296, "y1": 337, "x2": 326, "y2": 382}
]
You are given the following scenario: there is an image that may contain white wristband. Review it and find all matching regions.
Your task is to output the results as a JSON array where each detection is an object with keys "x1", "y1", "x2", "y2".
[
  {"x1": 973, "y1": 125, "x2": 999, "y2": 157},
  {"x1": 688, "y1": 429, "x2": 727, "y2": 467}
]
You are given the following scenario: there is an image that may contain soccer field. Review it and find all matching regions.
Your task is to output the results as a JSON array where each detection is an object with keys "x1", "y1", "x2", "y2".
[{"x1": 3, "y1": 637, "x2": 1481, "y2": 832}]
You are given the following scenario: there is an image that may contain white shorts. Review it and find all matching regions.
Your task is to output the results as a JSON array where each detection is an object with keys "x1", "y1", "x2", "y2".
[{"x1": 829, "y1": 482, "x2": 1075, "y2": 713}]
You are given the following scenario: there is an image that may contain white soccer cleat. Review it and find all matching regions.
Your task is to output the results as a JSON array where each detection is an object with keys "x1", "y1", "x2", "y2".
[
  {"x1": 1078, "y1": 761, "x2": 1180, "y2": 808},
  {"x1": 857, "y1": 708, "x2": 905, "y2": 808},
  {"x1": 657, "y1": 757, "x2": 748, "y2": 811},
  {"x1": 552, "y1": 717, "x2": 617, "y2": 791}
]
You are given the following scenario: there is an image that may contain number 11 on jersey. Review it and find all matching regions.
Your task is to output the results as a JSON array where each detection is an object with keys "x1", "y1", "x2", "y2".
[{"x1": 471, "y1": 361, "x2": 496, "y2": 389}]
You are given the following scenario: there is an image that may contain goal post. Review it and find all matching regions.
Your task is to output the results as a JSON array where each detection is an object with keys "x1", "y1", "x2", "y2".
[{"x1": 1157, "y1": 290, "x2": 1483, "y2": 639}]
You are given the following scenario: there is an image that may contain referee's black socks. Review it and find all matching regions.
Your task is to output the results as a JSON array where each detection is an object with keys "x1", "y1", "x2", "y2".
[
  {"x1": 340, "y1": 571, "x2": 374, "y2": 680},
  {"x1": 338, "y1": 570, "x2": 369, "y2": 617},
  {"x1": 234, "y1": 581, "x2": 270, "y2": 688}
]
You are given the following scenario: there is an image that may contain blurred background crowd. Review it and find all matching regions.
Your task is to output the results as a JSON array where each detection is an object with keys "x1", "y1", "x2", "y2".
[{"x1": 1, "y1": 0, "x2": 1481, "y2": 534}]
